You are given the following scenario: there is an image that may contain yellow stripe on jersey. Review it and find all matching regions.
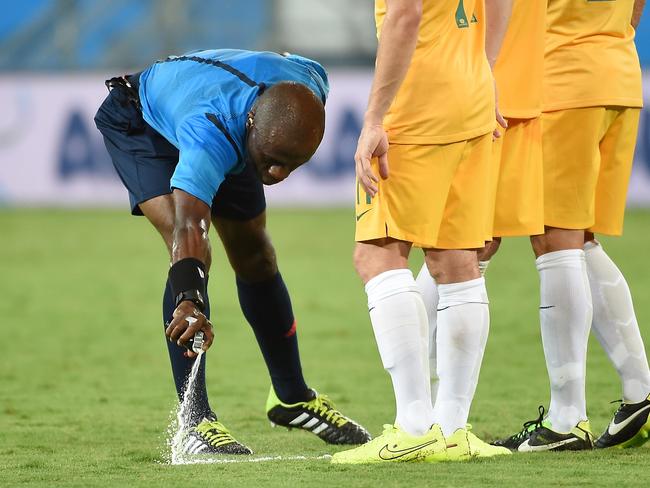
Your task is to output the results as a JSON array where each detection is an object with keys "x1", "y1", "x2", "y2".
[
  {"x1": 544, "y1": 0, "x2": 643, "y2": 112},
  {"x1": 494, "y1": 0, "x2": 546, "y2": 119},
  {"x1": 375, "y1": 0, "x2": 494, "y2": 144}
]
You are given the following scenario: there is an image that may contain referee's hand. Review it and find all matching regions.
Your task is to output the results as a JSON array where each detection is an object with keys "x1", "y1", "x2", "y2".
[
  {"x1": 165, "y1": 301, "x2": 214, "y2": 357},
  {"x1": 355, "y1": 123, "x2": 389, "y2": 197}
]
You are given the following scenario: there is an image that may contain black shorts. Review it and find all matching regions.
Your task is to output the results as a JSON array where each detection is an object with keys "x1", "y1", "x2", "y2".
[{"x1": 94, "y1": 79, "x2": 266, "y2": 221}]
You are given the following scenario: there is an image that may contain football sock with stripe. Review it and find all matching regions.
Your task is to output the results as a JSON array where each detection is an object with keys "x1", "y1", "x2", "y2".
[
  {"x1": 163, "y1": 278, "x2": 213, "y2": 425},
  {"x1": 415, "y1": 264, "x2": 440, "y2": 403},
  {"x1": 366, "y1": 269, "x2": 434, "y2": 437},
  {"x1": 537, "y1": 250, "x2": 592, "y2": 433},
  {"x1": 432, "y1": 277, "x2": 490, "y2": 437},
  {"x1": 584, "y1": 242, "x2": 650, "y2": 403},
  {"x1": 236, "y1": 272, "x2": 310, "y2": 404}
]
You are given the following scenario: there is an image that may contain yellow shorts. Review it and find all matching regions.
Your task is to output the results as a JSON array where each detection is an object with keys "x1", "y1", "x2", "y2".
[
  {"x1": 542, "y1": 107, "x2": 640, "y2": 236},
  {"x1": 354, "y1": 133, "x2": 493, "y2": 249},
  {"x1": 489, "y1": 117, "x2": 544, "y2": 237}
]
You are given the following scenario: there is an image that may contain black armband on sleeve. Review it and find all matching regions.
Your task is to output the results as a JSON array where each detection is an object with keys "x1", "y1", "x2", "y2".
[{"x1": 168, "y1": 257, "x2": 207, "y2": 312}]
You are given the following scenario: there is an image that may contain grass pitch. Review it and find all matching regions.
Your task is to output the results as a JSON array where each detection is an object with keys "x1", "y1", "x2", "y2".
[{"x1": 1, "y1": 208, "x2": 649, "y2": 487}]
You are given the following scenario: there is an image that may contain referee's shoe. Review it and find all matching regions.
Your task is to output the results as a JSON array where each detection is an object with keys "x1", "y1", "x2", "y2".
[
  {"x1": 183, "y1": 414, "x2": 252, "y2": 455},
  {"x1": 266, "y1": 387, "x2": 371, "y2": 445}
]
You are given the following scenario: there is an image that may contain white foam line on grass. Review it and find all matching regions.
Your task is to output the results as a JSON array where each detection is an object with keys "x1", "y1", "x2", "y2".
[{"x1": 170, "y1": 454, "x2": 332, "y2": 465}]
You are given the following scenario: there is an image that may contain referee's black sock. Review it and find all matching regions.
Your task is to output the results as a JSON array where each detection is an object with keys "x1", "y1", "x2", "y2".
[
  {"x1": 236, "y1": 272, "x2": 311, "y2": 404},
  {"x1": 163, "y1": 278, "x2": 213, "y2": 425}
]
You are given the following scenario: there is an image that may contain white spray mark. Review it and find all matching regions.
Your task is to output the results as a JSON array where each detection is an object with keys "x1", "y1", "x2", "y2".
[
  {"x1": 162, "y1": 351, "x2": 332, "y2": 466},
  {"x1": 166, "y1": 454, "x2": 332, "y2": 465},
  {"x1": 165, "y1": 350, "x2": 205, "y2": 465}
]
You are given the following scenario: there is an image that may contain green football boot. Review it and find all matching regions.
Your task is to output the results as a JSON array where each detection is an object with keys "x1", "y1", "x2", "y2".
[
  {"x1": 446, "y1": 426, "x2": 511, "y2": 461},
  {"x1": 331, "y1": 424, "x2": 447, "y2": 464}
]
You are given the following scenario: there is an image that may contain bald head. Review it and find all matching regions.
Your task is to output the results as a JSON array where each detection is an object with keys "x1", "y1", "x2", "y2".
[{"x1": 246, "y1": 81, "x2": 326, "y2": 185}]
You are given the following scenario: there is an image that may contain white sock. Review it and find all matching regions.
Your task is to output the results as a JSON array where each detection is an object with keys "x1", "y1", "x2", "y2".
[
  {"x1": 366, "y1": 269, "x2": 434, "y2": 436},
  {"x1": 537, "y1": 250, "x2": 592, "y2": 432},
  {"x1": 584, "y1": 242, "x2": 650, "y2": 403},
  {"x1": 416, "y1": 260, "x2": 491, "y2": 406},
  {"x1": 432, "y1": 277, "x2": 490, "y2": 437},
  {"x1": 415, "y1": 264, "x2": 439, "y2": 403}
]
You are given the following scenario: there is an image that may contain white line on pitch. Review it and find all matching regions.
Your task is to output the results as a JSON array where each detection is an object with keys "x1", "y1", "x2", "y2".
[{"x1": 170, "y1": 454, "x2": 332, "y2": 465}]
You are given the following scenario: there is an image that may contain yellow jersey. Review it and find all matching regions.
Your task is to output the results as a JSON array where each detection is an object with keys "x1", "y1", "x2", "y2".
[
  {"x1": 494, "y1": 0, "x2": 546, "y2": 119},
  {"x1": 375, "y1": 0, "x2": 495, "y2": 144},
  {"x1": 544, "y1": 0, "x2": 643, "y2": 112}
]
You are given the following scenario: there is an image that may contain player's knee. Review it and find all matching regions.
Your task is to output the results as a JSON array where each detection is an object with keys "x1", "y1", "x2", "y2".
[
  {"x1": 425, "y1": 250, "x2": 478, "y2": 283},
  {"x1": 531, "y1": 228, "x2": 585, "y2": 258},
  {"x1": 353, "y1": 245, "x2": 378, "y2": 283},
  {"x1": 429, "y1": 262, "x2": 477, "y2": 283},
  {"x1": 353, "y1": 240, "x2": 410, "y2": 284},
  {"x1": 232, "y1": 240, "x2": 278, "y2": 282},
  {"x1": 530, "y1": 235, "x2": 547, "y2": 258}
]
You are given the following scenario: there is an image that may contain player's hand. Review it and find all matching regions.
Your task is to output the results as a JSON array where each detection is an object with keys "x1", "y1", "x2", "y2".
[
  {"x1": 493, "y1": 80, "x2": 508, "y2": 140},
  {"x1": 165, "y1": 300, "x2": 214, "y2": 358},
  {"x1": 355, "y1": 123, "x2": 389, "y2": 197}
]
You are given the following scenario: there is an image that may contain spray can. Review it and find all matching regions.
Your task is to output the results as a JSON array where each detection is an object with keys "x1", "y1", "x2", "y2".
[
  {"x1": 165, "y1": 322, "x2": 205, "y2": 354},
  {"x1": 186, "y1": 330, "x2": 205, "y2": 354}
]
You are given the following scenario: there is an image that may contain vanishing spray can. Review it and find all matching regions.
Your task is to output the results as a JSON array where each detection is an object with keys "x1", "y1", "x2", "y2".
[
  {"x1": 165, "y1": 322, "x2": 205, "y2": 354},
  {"x1": 186, "y1": 331, "x2": 205, "y2": 354}
]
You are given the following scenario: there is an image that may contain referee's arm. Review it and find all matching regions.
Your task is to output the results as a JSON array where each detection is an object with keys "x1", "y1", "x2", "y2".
[{"x1": 164, "y1": 189, "x2": 215, "y2": 355}]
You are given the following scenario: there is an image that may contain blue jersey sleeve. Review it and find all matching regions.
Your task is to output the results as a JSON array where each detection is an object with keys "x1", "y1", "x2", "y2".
[{"x1": 170, "y1": 117, "x2": 240, "y2": 206}]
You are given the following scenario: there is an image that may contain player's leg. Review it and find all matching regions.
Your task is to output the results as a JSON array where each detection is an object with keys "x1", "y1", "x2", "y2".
[
  {"x1": 531, "y1": 226, "x2": 593, "y2": 430},
  {"x1": 211, "y1": 167, "x2": 370, "y2": 445},
  {"x1": 354, "y1": 238, "x2": 435, "y2": 437},
  {"x1": 95, "y1": 83, "x2": 250, "y2": 455},
  {"x1": 425, "y1": 248, "x2": 486, "y2": 435},
  {"x1": 352, "y1": 142, "x2": 467, "y2": 440},
  {"x1": 423, "y1": 141, "x2": 490, "y2": 435},
  {"x1": 529, "y1": 108, "x2": 601, "y2": 444},
  {"x1": 139, "y1": 196, "x2": 214, "y2": 422},
  {"x1": 586, "y1": 234, "x2": 650, "y2": 448},
  {"x1": 95, "y1": 85, "x2": 216, "y2": 420},
  {"x1": 416, "y1": 238, "x2": 499, "y2": 405},
  {"x1": 212, "y1": 211, "x2": 309, "y2": 403},
  {"x1": 416, "y1": 132, "x2": 498, "y2": 404},
  {"x1": 584, "y1": 108, "x2": 650, "y2": 448},
  {"x1": 495, "y1": 230, "x2": 594, "y2": 452},
  {"x1": 496, "y1": 108, "x2": 605, "y2": 452},
  {"x1": 423, "y1": 133, "x2": 509, "y2": 459},
  {"x1": 330, "y1": 237, "x2": 451, "y2": 463},
  {"x1": 414, "y1": 262, "x2": 440, "y2": 401},
  {"x1": 586, "y1": 236, "x2": 650, "y2": 405},
  {"x1": 334, "y1": 143, "x2": 457, "y2": 464}
]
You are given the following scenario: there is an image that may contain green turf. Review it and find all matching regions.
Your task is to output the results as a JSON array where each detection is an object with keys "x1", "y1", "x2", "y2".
[{"x1": 1, "y1": 208, "x2": 649, "y2": 487}]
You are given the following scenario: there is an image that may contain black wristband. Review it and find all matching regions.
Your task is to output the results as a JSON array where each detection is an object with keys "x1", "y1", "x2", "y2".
[{"x1": 168, "y1": 258, "x2": 207, "y2": 311}]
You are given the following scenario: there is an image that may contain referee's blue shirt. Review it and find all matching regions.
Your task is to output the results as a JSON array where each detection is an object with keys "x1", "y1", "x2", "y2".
[{"x1": 137, "y1": 49, "x2": 329, "y2": 206}]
